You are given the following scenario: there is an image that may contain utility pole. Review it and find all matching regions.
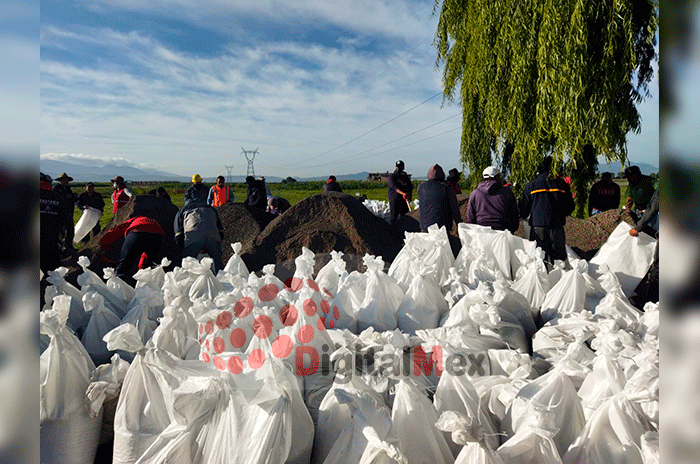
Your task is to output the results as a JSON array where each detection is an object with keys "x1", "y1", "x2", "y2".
[
  {"x1": 224, "y1": 165, "x2": 234, "y2": 183},
  {"x1": 241, "y1": 147, "x2": 259, "y2": 178}
]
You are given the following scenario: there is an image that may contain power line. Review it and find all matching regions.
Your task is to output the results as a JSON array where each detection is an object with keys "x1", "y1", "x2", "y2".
[
  {"x1": 308, "y1": 126, "x2": 463, "y2": 168},
  {"x1": 301, "y1": 112, "x2": 461, "y2": 168},
  {"x1": 284, "y1": 90, "x2": 443, "y2": 167}
]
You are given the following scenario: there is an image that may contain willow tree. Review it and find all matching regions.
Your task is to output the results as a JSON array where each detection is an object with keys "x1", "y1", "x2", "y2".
[{"x1": 434, "y1": 0, "x2": 657, "y2": 214}]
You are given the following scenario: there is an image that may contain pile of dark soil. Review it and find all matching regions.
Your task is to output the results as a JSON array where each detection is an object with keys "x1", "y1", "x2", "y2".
[
  {"x1": 241, "y1": 192, "x2": 404, "y2": 272},
  {"x1": 216, "y1": 203, "x2": 275, "y2": 263},
  {"x1": 564, "y1": 208, "x2": 636, "y2": 259}
]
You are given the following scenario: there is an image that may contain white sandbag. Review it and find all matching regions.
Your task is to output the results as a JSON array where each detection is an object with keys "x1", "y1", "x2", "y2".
[
  {"x1": 147, "y1": 304, "x2": 200, "y2": 360},
  {"x1": 455, "y1": 223, "x2": 511, "y2": 280},
  {"x1": 313, "y1": 375, "x2": 387, "y2": 464},
  {"x1": 562, "y1": 394, "x2": 656, "y2": 464},
  {"x1": 511, "y1": 251, "x2": 549, "y2": 319},
  {"x1": 397, "y1": 268, "x2": 447, "y2": 334},
  {"x1": 435, "y1": 411, "x2": 505, "y2": 464},
  {"x1": 540, "y1": 260, "x2": 588, "y2": 324},
  {"x1": 641, "y1": 431, "x2": 659, "y2": 464},
  {"x1": 589, "y1": 221, "x2": 657, "y2": 297},
  {"x1": 104, "y1": 267, "x2": 136, "y2": 311},
  {"x1": 577, "y1": 354, "x2": 626, "y2": 420},
  {"x1": 547, "y1": 260, "x2": 566, "y2": 288},
  {"x1": 86, "y1": 353, "x2": 130, "y2": 446},
  {"x1": 357, "y1": 255, "x2": 403, "y2": 332},
  {"x1": 532, "y1": 310, "x2": 598, "y2": 361},
  {"x1": 132, "y1": 257, "x2": 171, "y2": 291},
  {"x1": 471, "y1": 303, "x2": 529, "y2": 353},
  {"x1": 316, "y1": 250, "x2": 346, "y2": 297},
  {"x1": 443, "y1": 267, "x2": 471, "y2": 309},
  {"x1": 81, "y1": 290, "x2": 122, "y2": 366},
  {"x1": 506, "y1": 369, "x2": 586, "y2": 456},
  {"x1": 391, "y1": 380, "x2": 454, "y2": 464},
  {"x1": 46, "y1": 267, "x2": 89, "y2": 333},
  {"x1": 188, "y1": 257, "x2": 225, "y2": 301},
  {"x1": 323, "y1": 389, "x2": 407, "y2": 464},
  {"x1": 73, "y1": 205, "x2": 102, "y2": 243},
  {"x1": 633, "y1": 302, "x2": 659, "y2": 341},
  {"x1": 329, "y1": 272, "x2": 359, "y2": 332},
  {"x1": 222, "y1": 242, "x2": 250, "y2": 278},
  {"x1": 496, "y1": 403, "x2": 562, "y2": 464},
  {"x1": 40, "y1": 295, "x2": 102, "y2": 464},
  {"x1": 434, "y1": 369, "x2": 500, "y2": 453},
  {"x1": 508, "y1": 233, "x2": 538, "y2": 280},
  {"x1": 492, "y1": 277, "x2": 537, "y2": 339}
]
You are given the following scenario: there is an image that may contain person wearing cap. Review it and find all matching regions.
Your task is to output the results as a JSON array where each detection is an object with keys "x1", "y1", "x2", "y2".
[
  {"x1": 174, "y1": 201, "x2": 225, "y2": 273},
  {"x1": 323, "y1": 175, "x2": 343, "y2": 193},
  {"x1": 53, "y1": 172, "x2": 77, "y2": 252},
  {"x1": 466, "y1": 166, "x2": 519, "y2": 232},
  {"x1": 99, "y1": 216, "x2": 165, "y2": 286},
  {"x1": 244, "y1": 175, "x2": 267, "y2": 209},
  {"x1": 40, "y1": 173, "x2": 67, "y2": 272},
  {"x1": 588, "y1": 172, "x2": 620, "y2": 216},
  {"x1": 446, "y1": 168, "x2": 462, "y2": 194},
  {"x1": 519, "y1": 156, "x2": 575, "y2": 265},
  {"x1": 417, "y1": 164, "x2": 462, "y2": 232},
  {"x1": 623, "y1": 165, "x2": 656, "y2": 212},
  {"x1": 76, "y1": 182, "x2": 106, "y2": 242},
  {"x1": 208, "y1": 175, "x2": 234, "y2": 207},
  {"x1": 185, "y1": 174, "x2": 209, "y2": 205},
  {"x1": 111, "y1": 175, "x2": 134, "y2": 214},
  {"x1": 387, "y1": 160, "x2": 413, "y2": 225}
]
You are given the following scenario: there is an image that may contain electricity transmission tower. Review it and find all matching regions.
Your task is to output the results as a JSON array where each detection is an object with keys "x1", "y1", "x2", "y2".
[
  {"x1": 224, "y1": 165, "x2": 234, "y2": 183},
  {"x1": 241, "y1": 147, "x2": 259, "y2": 178}
]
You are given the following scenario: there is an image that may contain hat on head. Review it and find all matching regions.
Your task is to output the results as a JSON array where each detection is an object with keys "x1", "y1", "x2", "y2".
[
  {"x1": 448, "y1": 168, "x2": 460, "y2": 179},
  {"x1": 482, "y1": 166, "x2": 501, "y2": 179},
  {"x1": 111, "y1": 175, "x2": 125, "y2": 183},
  {"x1": 245, "y1": 176, "x2": 255, "y2": 184},
  {"x1": 395, "y1": 160, "x2": 405, "y2": 169},
  {"x1": 192, "y1": 174, "x2": 202, "y2": 183},
  {"x1": 40, "y1": 172, "x2": 52, "y2": 183},
  {"x1": 623, "y1": 166, "x2": 641, "y2": 178},
  {"x1": 56, "y1": 172, "x2": 73, "y2": 182},
  {"x1": 428, "y1": 164, "x2": 445, "y2": 181}
]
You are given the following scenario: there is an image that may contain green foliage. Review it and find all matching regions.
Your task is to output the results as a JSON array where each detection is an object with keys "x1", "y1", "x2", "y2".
[{"x1": 434, "y1": 0, "x2": 658, "y2": 191}]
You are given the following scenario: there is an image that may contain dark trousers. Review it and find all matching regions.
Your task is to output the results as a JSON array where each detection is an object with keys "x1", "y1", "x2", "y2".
[
  {"x1": 40, "y1": 235, "x2": 61, "y2": 273},
  {"x1": 116, "y1": 231, "x2": 163, "y2": 285},
  {"x1": 530, "y1": 226, "x2": 567, "y2": 265},
  {"x1": 389, "y1": 198, "x2": 409, "y2": 225},
  {"x1": 630, "y1": 242, "x2": 659, "y2": 310},
  {"x1": 182, "y1": 237, "x2": 225, "y2": 274}
]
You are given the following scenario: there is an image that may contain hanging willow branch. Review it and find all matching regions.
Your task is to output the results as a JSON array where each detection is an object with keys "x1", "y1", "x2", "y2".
[{"x1": 434, "y1": 0, "x2": 658, "y2": 198}]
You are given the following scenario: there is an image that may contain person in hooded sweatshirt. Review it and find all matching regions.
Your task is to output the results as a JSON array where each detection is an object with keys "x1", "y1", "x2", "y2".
[
  {"x1": 466, "y1": 166, "x2": 519, "y2": 233},
  {"x1": 417, "y1": 164, "x2": 462, "y2": 232}
]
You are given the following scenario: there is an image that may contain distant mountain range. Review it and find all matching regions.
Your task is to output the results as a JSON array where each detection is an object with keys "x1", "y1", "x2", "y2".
[
  {"x1": 40, "y1": 158, "x2": 373, "y2": 183},
  {"x1": 598, "y1": 160, "x2": 658, "y2": 176}
]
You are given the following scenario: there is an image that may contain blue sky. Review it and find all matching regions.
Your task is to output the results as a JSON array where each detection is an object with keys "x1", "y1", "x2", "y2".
[{"x1": 38, "y1": 0, "x2": 660, "y2": 179}]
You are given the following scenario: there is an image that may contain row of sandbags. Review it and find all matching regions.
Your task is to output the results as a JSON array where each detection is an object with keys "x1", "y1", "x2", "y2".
[{"x1": 39, "y1": 222, "x2": 658, "y2": 463}]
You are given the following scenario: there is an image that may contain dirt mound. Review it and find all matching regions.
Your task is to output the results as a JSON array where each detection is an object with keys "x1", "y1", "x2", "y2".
[
  {"x1": 565, "y1": 208, "x2": 636, "y2": 259},
  {"x1": 241, "y1": 192, "x2": 403, "y2": 272},
  {"x1": 216, "y1": 203, "x2": 275, "y2": 263}
]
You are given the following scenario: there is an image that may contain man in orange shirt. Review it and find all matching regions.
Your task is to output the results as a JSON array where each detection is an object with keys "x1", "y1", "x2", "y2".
[
  {"x1": 207, "y1": 176, "x2": 234, "y2": 207},
  {"x1": 111, "y1": 175, "x2": 133, "y2": 214}
]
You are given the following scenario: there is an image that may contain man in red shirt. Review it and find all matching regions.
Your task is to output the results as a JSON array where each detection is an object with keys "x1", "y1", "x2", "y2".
[
  {"x1": 99, "y1": 216, "x2": 164, "y2": 285},
  {"x1": 111, "y1": 175, "x2": 133, "y2": 214}
]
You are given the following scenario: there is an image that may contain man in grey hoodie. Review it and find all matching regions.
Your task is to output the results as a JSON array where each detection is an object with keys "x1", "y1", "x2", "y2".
[{"x1": 466, "y1": 166, "x2": 520, "y2": 233}]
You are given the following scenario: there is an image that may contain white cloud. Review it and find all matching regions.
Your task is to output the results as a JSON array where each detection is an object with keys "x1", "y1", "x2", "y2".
[{"x1": 40, "y1": 152, "x2": 163, "y2": 169}]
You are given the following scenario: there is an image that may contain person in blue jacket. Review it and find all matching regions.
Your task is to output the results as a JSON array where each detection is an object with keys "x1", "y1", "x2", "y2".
[{"x1": 519, "y1": 156, "x2": 575, "y2": 265}]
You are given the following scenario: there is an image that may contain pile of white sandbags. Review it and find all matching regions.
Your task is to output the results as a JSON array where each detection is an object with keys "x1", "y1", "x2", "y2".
[
  {"x1": 39, "y1": 221, "x2": 659, "y2": 463},
  {"x1": 362, "y1": 199, "x2": 419, "y2": 221}
]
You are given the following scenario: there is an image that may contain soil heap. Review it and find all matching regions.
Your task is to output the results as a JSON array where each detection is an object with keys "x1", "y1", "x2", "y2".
[
  {"x1": 241, "y1": 192, "x2": 404, "y2": 272},
  {"x1": 216, "y1": 203, "x2": 275, "y2": 262}
]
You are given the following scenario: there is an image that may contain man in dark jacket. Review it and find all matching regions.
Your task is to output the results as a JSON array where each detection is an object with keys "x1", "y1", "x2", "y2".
[
  {"x1": 323, "y1": 175, "x2": 343, "y2": 193},
  {"x1": 387, "y1": 160, "x2": 413, "y2": 225},
  {"x1": 244, "y1": 176, "x2": 268, "y2": 209},
  {"x1": 417, "y1": 164, "x2": 462, "y2": 232},
  {"x1": 623, "y1": 166, "x2": 656, "y2": 211},
  {"x1": 75, "y1": 182, "x2": 106, "y2": 243},
  {"x1": 185, "y1": 174, "x2": 209, "y2": 205},
  {"x1": 40, "y1": 173, "x2": 67, "y2": 272},
  {"x1": 519, "y1": 156, "x2": 575, "y2": 265},
  {"x1": 628, "y1": 188, "x2": 659, "y2": 309},
  {"x1": 174, "y1": 201, "x2": 225, "y2": 273},
  {"x1": 53, "y1": 172, "x2": 77, "y2": 252},
  {"x1": 466, "y1": 166, "x2": 519, "y2": 232},
  {"x1": 588, "y1": 172, "x2": 620, "y2": 216}
]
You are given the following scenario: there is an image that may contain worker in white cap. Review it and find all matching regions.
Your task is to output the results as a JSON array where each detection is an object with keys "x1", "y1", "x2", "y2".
[{"x1": 466, "y1": 166, "x2": 520, "y2": 233}]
